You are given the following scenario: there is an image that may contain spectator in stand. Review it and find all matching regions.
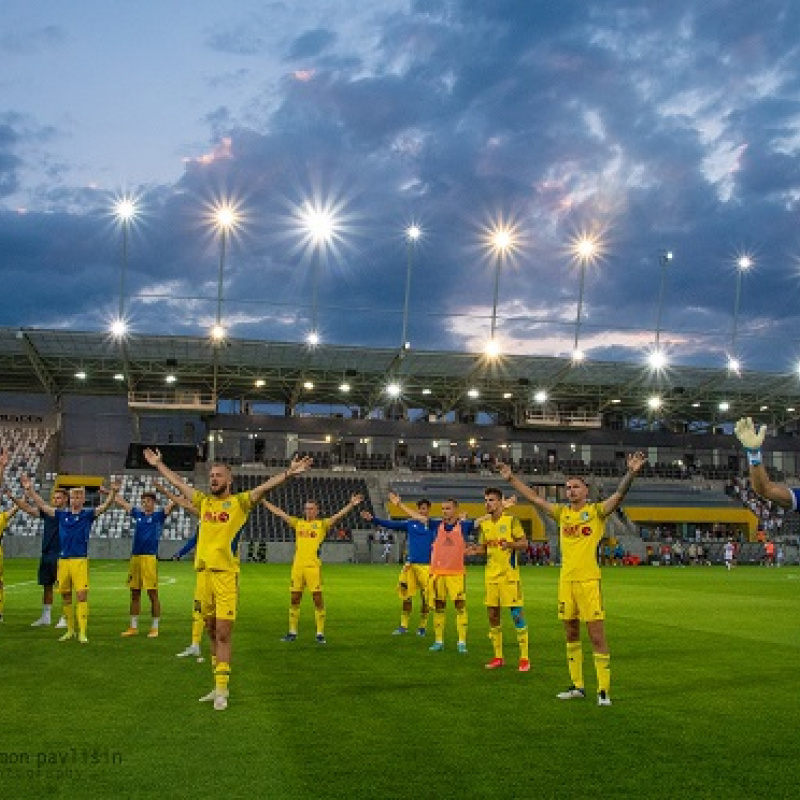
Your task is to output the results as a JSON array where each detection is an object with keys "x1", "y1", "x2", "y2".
[
  {"x1": 687, "y1": 542, "x2": 697, "y2": 565},
  {"x1": 723, "y1": 539, "x2": 736, "y2": 570},
  {"x1": 542, "y1": 541, "x2": 551, "y2": 566},
  {"x1": 612, "y1": 543, "x2": 625, "y2": 565},
  {"x1": 764, "y1": 539, "x2": 775, "y2": 567},
  {"x1": 672, "y1": 540, "x2": 684, "y2": 567},
  {"x1": 776, "y1": 544, "x2": 785, "y2": 567}
]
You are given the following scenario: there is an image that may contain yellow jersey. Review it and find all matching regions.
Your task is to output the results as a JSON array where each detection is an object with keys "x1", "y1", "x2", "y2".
[
  {"x1": 192, "y1": 490, "x2": 254, "y2": 572},
  {"x1": 552, "y1": 501, "x2": 608, "y2": 581},
  {"x1": 479, "y1": 514, "x2": 525, "y2": 582},
  {"x1": 0, "y1": 510, "x2": 9, "y2": 553},
  {"x1": 289, "y1": 517, "x2": 331, "y2": 568}
]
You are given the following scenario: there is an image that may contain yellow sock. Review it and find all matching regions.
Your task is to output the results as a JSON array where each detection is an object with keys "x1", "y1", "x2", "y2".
[
  {"x1": 456, "y1": 608, "x2": 468, "y2": 644},
  {"x1": 418, "y1": 612, "x2": 429, "y2": 630},
  {"x1": 594, "y1": 652, "x2": 611, "y2": 694},
  {"x1": 400, "y1": 611, "x2": 410, "y2": 629},
  {"x1": 314, "y1": 606, "x2": 326, "y2": 636},
  {"x1": 289, "y1": 605, "x2": 300, "y2": 635},
  {"x1": 77, "y1": 601, "x2": 88, "y2": 636},
  {"x1": 516, "y1": 627, "x2": 529, "y2": 661},
  {"x1": 211, "y1": 655, "x2": 218, "y2": 669},
  {"x1": 567, "y1": 641, "x2": 584, "y2": 689},
  {"x1": 489, "y1": 626, "x2": 503, "y2": 658},
  {"x1": 0, "y1": 586, "x2": 4, "y2": 615},
  {"x1": 433, "y1": 611, "x2": 445, "y2": 643},
  {"x1": 191, "y1": 613, "x2": 203, "y2": 647},
  {"x1": 214, "y1": 661, "x2": 230, "y2": 695},
  {"x1": 63, "y1": 603, "x2": 74, "y2": 633}
]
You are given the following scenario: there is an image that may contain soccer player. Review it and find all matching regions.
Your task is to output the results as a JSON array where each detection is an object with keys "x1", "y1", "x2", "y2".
[
  {"x1": 6, "y1": 486, "x2": 69, "y2": 628},
  {"x1": 360, "y1": 493, "x2": 436, "y2": 636},
  {"x1": 399, "y1": 497, "x2": 478, "y2": 654},
  {"x1": 263, "y1": 492, "x2": 364, "y2": 644},
  {"x1": 21, "y1": 476, "x2": 119, "y2": 643},
  {"x1": 143, "y1": 448, "x2": 312, "y2": 711},
  {"x1": 723, "y1": 538, "x2": 736, "y2": 570},
  {"x1": 0, "y1": 493, "x2": 20, "y2": 623},
  {"x1": 499, "y1": 452, "x2": 646, "y2": 706},
  {"x1": 114, "y1": 488, "x2": 177, "y2": 638},
  {"x1": 467, "y1": 488, "x2": 530, "y2": 672}
]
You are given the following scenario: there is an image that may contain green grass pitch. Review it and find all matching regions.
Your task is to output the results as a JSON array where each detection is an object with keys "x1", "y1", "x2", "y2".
[{"x1": 1, "y1": 560, "x2": 800, "y2": 798}]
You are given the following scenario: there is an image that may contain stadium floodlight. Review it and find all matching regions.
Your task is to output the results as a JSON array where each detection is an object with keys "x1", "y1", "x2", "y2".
[
  {"x1": 648, "y1": 349, "x2": 668, "y2": 371},
  {"x1": 113, "y1": 373, "x2": 125, "y2": 382},
  {"x1": 467, "y1": 388, "x2": 479, "y2": 399},
  {"x1": 386, "y1": 382, "x2": 402, "y2": 398},
  {"x1": 421, "y1": 388, "x2": 432, "y2": 395},
  {"x1": 718, "y1": 401, "x2": 730, "y2": 411},
  {"x1": 487, "y1": 224, "x2": 517, "y2": 340},
  {"x1": 485, "y1": 338, "x2": 501, "y2": 358},
  {"x1": 647, "y1": 395, "x2": 662, "y2": 410},
  {"x1": 210, "y1": 324, "x2": 226, "y2": 342},
  {"x1": 303, "y1": 380, "x2": 314, "y2": 390},
  {"x1": 213, "y1": 203, "x2": 239, "y2": 336},
  {"x1": 75, "y1": 370, "x2": 87, "y2": 380},
  {"x1": 339, "y1": 382, "x2": 351, "y2": 393},
  {"x1": 301, "y1": 202, "x2": 341, "y2": 335},
  {"x1": 731, "y1": 253, "x2": 754, "y2": 362},
  {"x1": 569, "y1": 231, "x2": 603, "y2": 360},
  {"x1": 572, "y1": 347, "x2": 585, "y2": 363},
  {"x1": 654, "y1": 250, "x2": 674, "y2": 347},
  {"x1": 110, "y1": 319, "x2": 127, "y2": 339},
  {"x1": 401, "y1": 223, "x2": 423, "y2": 349},
  {"x1": 534, "y1": 390, "x2": 547, "y2": 404},
  {"x1": 503, "y1": 392, "x2": 513, "y2": 399},
  {"x1": 306, "y1": 331, "x2": 320, "y2": 347},
  {"x1": 165, "y1": 374, "x2": 177, "y2": 384},
  {"x1": 113, "y1": 195, "x2": 139, "y2": 321},
  {"x1": 255, "y1": 379, "x2": 266, "y2": 388},
  {"x1": 727, "y1": 356, "x2": 741, "y2": 374}
]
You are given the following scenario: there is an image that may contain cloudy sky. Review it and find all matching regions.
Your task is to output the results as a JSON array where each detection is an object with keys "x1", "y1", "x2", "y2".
[{"x1": 2, "y1": 0, "x2": 800, "y2": 372}]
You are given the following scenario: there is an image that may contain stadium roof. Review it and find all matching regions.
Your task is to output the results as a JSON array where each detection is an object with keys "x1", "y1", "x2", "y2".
[{"x1": 1, "y1": 326, "x2": 798, "y2": 430}]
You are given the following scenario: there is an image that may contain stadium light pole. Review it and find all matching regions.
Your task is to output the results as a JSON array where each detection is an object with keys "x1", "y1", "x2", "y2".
[
  {"x1": 572, "y1": 236, "x2": 598, "y2": 361},
  {"x1": 302, "y1": 204, "x2": 337, "y2": 345},
  {"x1": 114, "y1": 197, "x2": 137, "y2": 324},
  {"x1": 401, "y1": 224, "x2": 421, "y2": 349},
  {"x1": 731, "y1": 254, "x2": 753, "y2": 361},
  {"x1": 654, "y1": 250, "x2": 673, "y2": 349},
  {"x1": 489, "y1": 227, "x2": 513, "y2": 344},
  {"x1": 214, "y1": 205, "x2": 237, "y2": 336}
]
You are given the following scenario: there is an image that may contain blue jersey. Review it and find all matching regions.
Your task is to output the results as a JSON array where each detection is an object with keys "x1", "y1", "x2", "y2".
[
  {"x1": 55, "y1": 508, "x2": 97, "y2": 559},
  {"x1": 41, "y1": 513, "x2": 60, "y2": 558},
  {"x1": 371, "y1": 516, "x2": 434, "y2": 564},
  {"x1": 791, "y1": 489, "x2": 800, "y2": 511},
  {"x1": 130, "y1": 508, "x2": 167, "y2": 556}
]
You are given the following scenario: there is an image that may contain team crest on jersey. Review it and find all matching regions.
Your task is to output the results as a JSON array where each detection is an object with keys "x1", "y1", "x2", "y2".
[
  {"x1": 580, "y1": 511, "x2": 590, "y2": 521},
  {"x1": 222, "y1": 501, "x2": 232, "y2": 509}
]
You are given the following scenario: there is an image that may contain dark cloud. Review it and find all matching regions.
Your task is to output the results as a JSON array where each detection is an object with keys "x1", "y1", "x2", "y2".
[{"x1": 285, "y1": 29, "x2": 337, "y2": 61}]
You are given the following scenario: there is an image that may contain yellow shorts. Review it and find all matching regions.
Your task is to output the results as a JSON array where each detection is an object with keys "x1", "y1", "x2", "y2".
[
  {"x1": 127, "y1": 555, "x2": 158, "y2": 591},
  {"x1": 291, "y1": 564, "x2": 322, "y2": 593},
  {"x1": 57, "y1": 558, "x2": 89, "y2": 595},
  {"x1": 0, "y1": 548, "x2": 3, "y2": 583},
  {"x1": 196, "y1": 569, "x2": 239, "y2": 621},
  {"x1": 430, "y1": 574, "x2": 466, "y2": 604},
  {"x1": 485, "y1": 579, "x2": 524, "y2": 608},
  {"x1": 398, "y1": 563, "x2": 430, "y2": 601},
  {"x1": 558, "y1": 579, "x2": 605, "y2": 622}
]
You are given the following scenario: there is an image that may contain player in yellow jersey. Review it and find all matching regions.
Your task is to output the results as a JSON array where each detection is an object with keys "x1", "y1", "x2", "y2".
[
  {"x1": 263, "y1": 492, "x2": 363, "y2": 644},
  {"x1": 500, "y1": 452, "x2": 646, "y2": 706},
  {"x1": 467, "y1": 488, "x2": 530, "y2": 672},
  {"x1": 144, "y1": 448, "x2": 313, "y2": 711}
]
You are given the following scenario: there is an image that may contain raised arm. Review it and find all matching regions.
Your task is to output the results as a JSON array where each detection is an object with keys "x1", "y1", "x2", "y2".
[
  {"x1": 601, "y1": 452, "x2": 646, "y2": 516},
  {"x1": 497, "y1": 463, "x2": 556, "y2": 517},
  {"x1": 360, "y1": 510, "x2": 410, "y2": 531},
  {"x1": 95, "y1": 481, "x2": 120, "y2": 516},
  {"x1": 143, "y1": 448, "x2": 194, "y2": 501},
  {"x1": 249, "y1": 455, "x2": 313, "y2": 504},
  {"x1": 20, "y1": 473, "x2": 55, "y2": 516},
  {"x1": 113, "y1": 491, "x2": 133, "y2": 514},
  {"x1": 328, "y1": 494, "x2": 364, "y2": 527},
  {"x1": 0, "y1": 446, "x2": 9, "y2": 486},
  {"x1": 262, "y1": 498, "x2": 293, "y2": 526},
  {"x1": 155, "y1": 482, "x2": 198, "y2": 516},
  {"x1": 4, "y1": 489, "x2": 39, "y2": 517},
  {"x1": 388, "y1": 492, "x2": 426, "y2": 523},
  {"x1": 734, "y1": 417, "x2": 793, "y2": 508}
]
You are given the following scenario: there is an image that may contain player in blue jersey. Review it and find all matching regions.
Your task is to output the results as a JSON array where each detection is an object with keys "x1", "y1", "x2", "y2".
[
  {"x1": 114, "y1": 489, "x2": 177, "y2": 639},
  {"x1": 8, "y1": 486, "x2": 70, "y2": 628},
  {"x1": 361, "y1": 494, "x2": 435, "y2": 636},
  {"x1": 22, "y1": 475, "x2": 119, "y2": 644}
]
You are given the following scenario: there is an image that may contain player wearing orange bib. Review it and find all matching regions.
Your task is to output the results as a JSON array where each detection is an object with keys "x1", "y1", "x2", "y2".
[
  {"x1": 500, "y1": 452, "x2": 646, "y2": 706},
  {"x1": 264, "y1": 493, "x2": 363, "y2": 644},
  {"x1": 144, "y1": 448, "x2": 312, "y2": 711}
]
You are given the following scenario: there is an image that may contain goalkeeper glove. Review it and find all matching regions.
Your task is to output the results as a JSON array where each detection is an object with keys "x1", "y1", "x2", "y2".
[{"x1": 734, "y1": 417, "x2": 766, "y2": 466}]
